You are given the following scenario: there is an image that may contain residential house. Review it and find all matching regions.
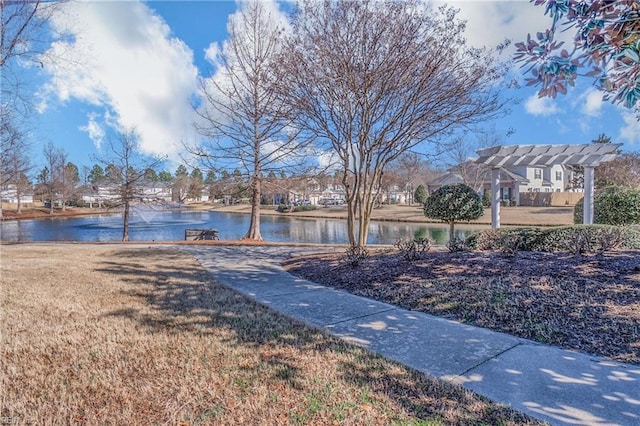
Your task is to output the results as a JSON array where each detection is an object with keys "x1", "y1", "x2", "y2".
[
  {"x1": 427, "y1": 163, "x2": 583, "y2": 206},
  {"x1": 0, "y1": 184, "x2": 34, "y2": 204}
]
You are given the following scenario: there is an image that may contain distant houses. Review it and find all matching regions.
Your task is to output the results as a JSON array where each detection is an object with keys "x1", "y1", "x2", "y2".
[
  {"x1": 0, "y1": 184, "x2": 34, "y2": 204},
  {"x1": 2, "y1": 160, "x2": 589, "y2": 211},
  {"x1": 426, "y1": 162, "x2": 584, "y2": 207}
]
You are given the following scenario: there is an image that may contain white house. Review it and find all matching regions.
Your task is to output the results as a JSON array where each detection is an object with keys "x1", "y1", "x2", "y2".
[
  {"x1": 0, "y1": 185, "x2": 34, "y2": 204},
  {"x1": 427, "y1": 164, "x2": 581, "y2": 205}
]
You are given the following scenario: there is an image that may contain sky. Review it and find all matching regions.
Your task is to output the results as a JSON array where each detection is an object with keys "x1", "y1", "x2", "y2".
[{"x1": 14, "y1": 0, "x2": 640, "y2": 176}]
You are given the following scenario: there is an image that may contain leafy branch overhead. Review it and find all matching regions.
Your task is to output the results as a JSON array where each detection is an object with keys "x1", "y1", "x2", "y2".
[{"x1": 515, "y1": 0, "x2": 640, "y2": 108}]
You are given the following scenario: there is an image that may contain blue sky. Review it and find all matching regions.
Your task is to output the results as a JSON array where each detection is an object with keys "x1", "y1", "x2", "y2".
[{"x1": 19, "y1": 0, "x2": 640, "y2": 176}]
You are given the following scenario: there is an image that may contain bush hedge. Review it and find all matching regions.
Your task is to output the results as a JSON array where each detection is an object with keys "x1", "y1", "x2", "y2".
[
  {"x1": 574, "y1": 186, "x2": 640, "y2": 225},
  {"x1": 276, "y1": 204, "x2": 317, "y2": 213},
  {"x1": 466, "y1": 225, "x2": 640, "y2": 255}
]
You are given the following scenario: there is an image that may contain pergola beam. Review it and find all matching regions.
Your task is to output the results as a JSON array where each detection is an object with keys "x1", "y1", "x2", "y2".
[{"x1": 475, "y1": 144, "x2": 621, "y2": 228}]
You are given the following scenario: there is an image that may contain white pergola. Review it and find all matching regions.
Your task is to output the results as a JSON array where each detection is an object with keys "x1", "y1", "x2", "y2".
[{"x1": 475, "y1": 144, "x2": 621, "y2": 229}]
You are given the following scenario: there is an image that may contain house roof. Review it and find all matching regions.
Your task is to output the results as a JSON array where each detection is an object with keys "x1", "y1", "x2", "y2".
[
  {"x1": 427, "y1": 167, "x2": 530, "y2": 188},
  {"x1": 427, "y1": 173, "x2": 464, "y2": 187},
  {"x1": 498, "y1": 168, "x2": 529, "y2": 184},
  {"x1": 475, "y1": 144, "x2": 621, "y2": 167}
]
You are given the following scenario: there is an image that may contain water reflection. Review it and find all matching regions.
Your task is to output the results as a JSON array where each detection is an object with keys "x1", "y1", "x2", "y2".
[{"x1": 0, "y1": 210, "x2": 482, "y2": 244}]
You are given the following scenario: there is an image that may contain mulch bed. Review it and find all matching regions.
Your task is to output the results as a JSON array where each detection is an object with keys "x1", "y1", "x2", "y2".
[{"x1": 283, "y1": 250, "x2": 640, "y2": 365}]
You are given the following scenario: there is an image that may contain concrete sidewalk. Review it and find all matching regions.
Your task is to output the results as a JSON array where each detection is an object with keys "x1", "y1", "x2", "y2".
[{"x1": 184, "y1": 245, "x2": 640, "y2": 426}]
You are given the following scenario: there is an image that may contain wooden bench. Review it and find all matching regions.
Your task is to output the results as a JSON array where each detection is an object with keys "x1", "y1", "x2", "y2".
[{"x1": 185, "y1": 229, "x2": 219, "y2": 241}]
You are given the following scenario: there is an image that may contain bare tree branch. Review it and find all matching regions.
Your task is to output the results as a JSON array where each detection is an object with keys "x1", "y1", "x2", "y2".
[
  {"x1": 94, "y1": 128, "x2": 165, "y2": 241},
  {"x1": 191, "y1": 0, "x2": 315, "y2": 241},
  {"x1": 277, "y1": 0, "x2": 509, "y2": 247}
]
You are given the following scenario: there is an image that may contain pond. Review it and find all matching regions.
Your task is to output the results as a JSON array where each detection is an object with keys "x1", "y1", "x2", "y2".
[{"x1": 0, "y1": 209, "x2": 484, "y2": 244}]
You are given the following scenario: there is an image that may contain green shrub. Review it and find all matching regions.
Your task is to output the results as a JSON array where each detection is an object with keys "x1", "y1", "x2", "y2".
[
  {"x1": 414, "y1": 184, "x2": 428, "y2": 204},
  {"x1": 472, "y1": 228, "x2": 543, "y2": 252},
  {"x1": 537, "y1": 225, "x2": 632, "y2": 255},
  {"x1": 278, "y1": 204, "x2": 317, "y2": 213},
  {"x1": 394, "y1": 237, "x2": 432, "y2": 261},
  {"x1": 574, "y1": 186, "x2": 640, "y2": 225},
  {"x1": 473, "y1": 225, "x2": 640, "y2": 255},
  {"x1": 340, "y1": 246, "x2": 369, "y2": 267},
  {"x1": 447, "y1": 237, "x2": 472, "y2": 253},
  {"x1": 464, "y1": 232, "x2": 482, "y2": 250},
  {"x1": 423, "y1": 183, "x2": 483, "y2": 245},
  {"x1": 293, "y1": 205, "x2": 317, "y2": 213},
  {"x1": 482, "y1": 190, "x2": 491, "y2": 207}
]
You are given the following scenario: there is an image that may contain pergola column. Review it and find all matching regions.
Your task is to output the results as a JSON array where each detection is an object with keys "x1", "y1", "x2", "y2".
[
  {"x1": 583, "y1": 166, "x2": 595, "y2": 224},
  {"x1": 491, "y1": 168, "x2": 500, "y2": 229}
]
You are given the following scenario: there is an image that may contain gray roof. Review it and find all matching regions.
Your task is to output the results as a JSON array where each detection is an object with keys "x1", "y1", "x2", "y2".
[
  {"x1": 498, "y1": 168, "x2": 529, "y2": 184},
  {"x1": 475, "y1": 144, "x2": 621, "y2": 167},
  {"x1": 427, "y1": 173, "x2": 464, "y2": 187}
]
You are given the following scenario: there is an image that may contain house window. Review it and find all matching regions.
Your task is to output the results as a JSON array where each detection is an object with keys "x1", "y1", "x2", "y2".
[
  {"x1": 534, "y1": 168, "x2": 542, "y2": 179},
  {"x1": 555, "y1": 171, "x2": 562, "y2": 181}
]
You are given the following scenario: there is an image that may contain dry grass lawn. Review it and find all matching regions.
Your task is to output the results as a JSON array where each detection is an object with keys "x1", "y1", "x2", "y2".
[{"x1": 1, "y1": 244, "x2": 542, "y2": 425}]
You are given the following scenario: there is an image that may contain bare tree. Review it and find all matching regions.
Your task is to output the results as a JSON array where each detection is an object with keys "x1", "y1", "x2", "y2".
[
  {"x1": 55, "y1": 148, "x2": 70, "y2": 211},
  {"x1": 40, "y1": 142, "x2": 63, "y2": 214},
  {"x1": 97, "y1": 128, "x2": 164, "y2": 241},
  {"x1": 389, "y1": 152, "x2": 439, "y2": 205},
  {"x1": 1, "y1": 0, "x2": 66, "y2": 115},
  {"x1": 62, "y1": 161, "x2": 79, "y2": 208},
  {"x1": 193, "y1": 0, "x2": 314, "y2": 241},
  {"x1": 596, "y1": 152, "x2": 640, "y2": 189},
  {"x1": 446, "y1": 132, "x2": 503, "y2": 192},
  {"x1": 278, "y1": 0, "x2": 508, "y2": 247},
  {"x1": 1, "y1": 0, "x2": 68, "y2": 216},
  {"x1": 0, "y1": 107, "x2": 32, "y2": 217}
]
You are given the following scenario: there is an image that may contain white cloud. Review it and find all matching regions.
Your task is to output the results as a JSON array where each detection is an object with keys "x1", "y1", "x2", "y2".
[
  {"x1": 619, "y1": 111, "x2": 640, "y2": 146},
  {"x1": 524, "y1": 95, "x2": 559, "y2": 116},
  {"x1": 439, "y1": 0, "x2": 559, "y2": 52},
  {"x1": 197, "y1": 0, "x2": 294, "y2": 165},
  {"x1": 38, "y1": 1, "x2": 199, "y2": 160},
  {"x1": 204, "y1": 42, "x2": 222, "y2": 65},
  {"x1": 78, "y1": 113, "x2": 105, "y2": 149},
  {"x1": 316, "y1": 149, "x2": 339, "y2": 171},
  {"x1": 580, "y1": 89, "x2": 604, "y2": 117}
]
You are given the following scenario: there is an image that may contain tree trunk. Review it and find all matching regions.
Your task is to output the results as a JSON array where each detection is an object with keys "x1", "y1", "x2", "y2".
[
  {"x1": 244, "y1": 176, "x2": 263, "y2": 241},
  {"x1": 358, "y1": 192, "x2": 377, "y2": 248},
  {"x1": 449, "y1": 220, "x2": 455, "y2": 242},
  {"x1": 342, "y1": 166, "x2": 358, "y2": 246},
  {"x1": 16, "y1": 187, "x2": 22, "y2": 214},
  {"x1": 122, "y1": 202, "x2": 130, "y2": 242}
]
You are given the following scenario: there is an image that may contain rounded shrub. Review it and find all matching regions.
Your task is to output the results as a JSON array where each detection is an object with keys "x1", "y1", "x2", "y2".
[
  {"x1": 423, "y1": 183, "x2": 483, "y2": 247},
  {"x1": 414, "y1": 184, "x2": 428, "y2": 204},
  {"x1": 574, "y1": 186, "x2": 640, "y2": 225}
]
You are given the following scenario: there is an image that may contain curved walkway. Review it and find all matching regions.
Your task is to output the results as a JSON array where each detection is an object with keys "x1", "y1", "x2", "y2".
[{"x1": 184, "y1": 245, "x2": 640, "y2": 426}]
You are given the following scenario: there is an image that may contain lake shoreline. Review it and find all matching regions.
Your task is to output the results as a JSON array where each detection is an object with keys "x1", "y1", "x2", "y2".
[
  {"x1": 0, "y1": 202, "x2": 576, "y2": 227},
  {"x1": 205, "y1": 202, "x2": 575, "y2": 227}
]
